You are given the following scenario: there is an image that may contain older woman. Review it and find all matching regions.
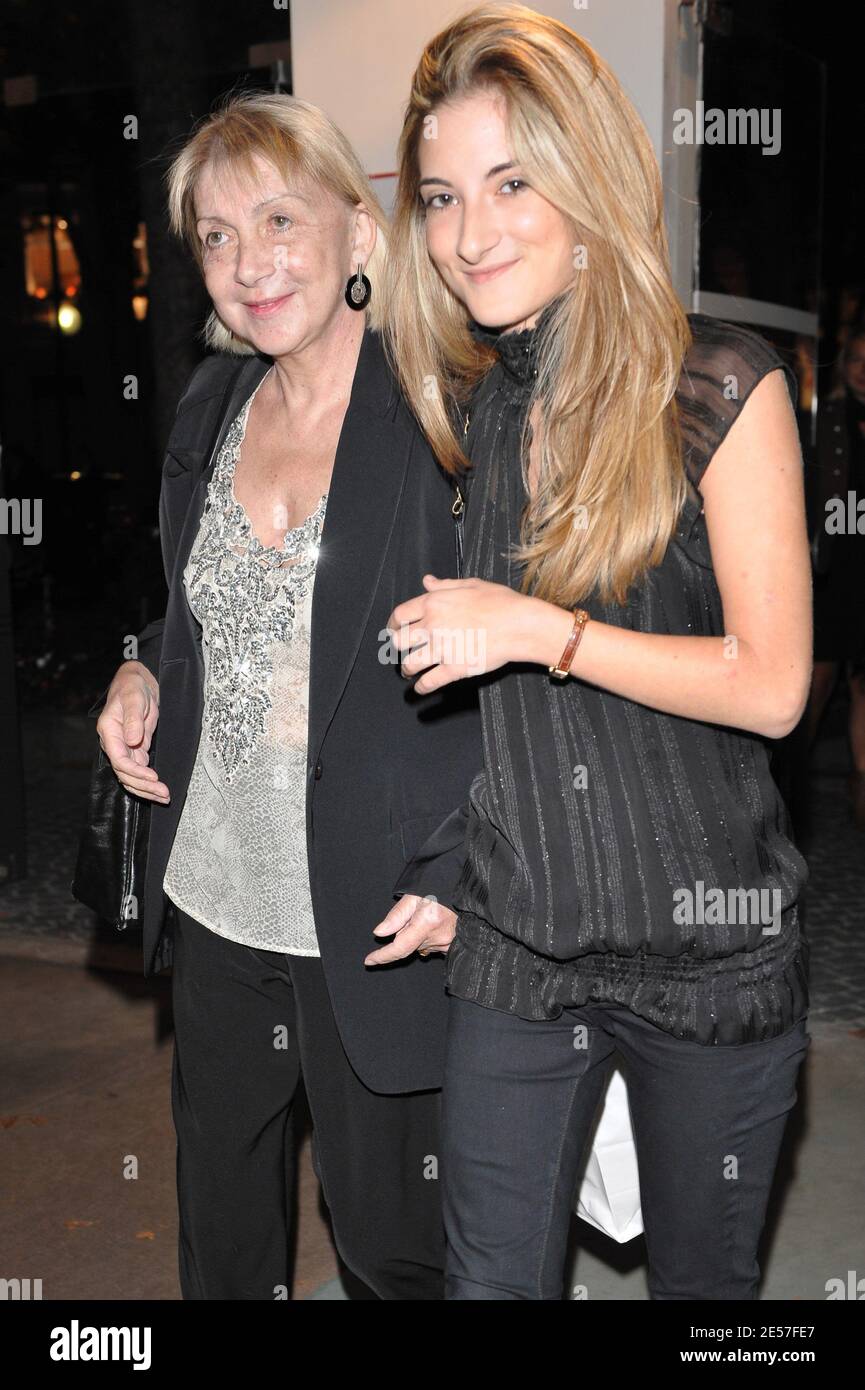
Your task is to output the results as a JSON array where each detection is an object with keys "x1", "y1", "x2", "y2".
[{"x1": 94, "y1": 92, "x2": 482, "y2": 1300}]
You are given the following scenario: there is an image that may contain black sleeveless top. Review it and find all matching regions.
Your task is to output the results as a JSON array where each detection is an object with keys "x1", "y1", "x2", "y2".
[{"x1": 445, "y1": 306, "x2": 809, "y2": 1045}]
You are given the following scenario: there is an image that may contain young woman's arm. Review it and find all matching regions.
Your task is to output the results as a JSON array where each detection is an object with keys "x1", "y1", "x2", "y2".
[{"x1": 391, "y1": 368, "x2": 813, "y2": 741}]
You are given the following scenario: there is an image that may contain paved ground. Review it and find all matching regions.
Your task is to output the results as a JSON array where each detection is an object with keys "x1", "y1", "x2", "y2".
[{"x1": 1, "y1": 691, "x2": 863, "y2": 1300}]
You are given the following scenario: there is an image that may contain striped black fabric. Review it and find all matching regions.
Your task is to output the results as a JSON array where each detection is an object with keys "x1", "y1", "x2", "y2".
[{"x1": 445, "y1": 307, "x2": 809, "y2": 1045}]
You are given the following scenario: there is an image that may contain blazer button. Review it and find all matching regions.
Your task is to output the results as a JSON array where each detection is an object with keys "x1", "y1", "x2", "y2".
[{"x1": 314, "y1": 760, "x2": 323, "y2": 780}]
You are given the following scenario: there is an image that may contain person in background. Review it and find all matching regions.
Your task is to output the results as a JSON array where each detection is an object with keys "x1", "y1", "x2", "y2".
[{"x1": 803, "y1": 327, "x2": 865, "y2": 829}]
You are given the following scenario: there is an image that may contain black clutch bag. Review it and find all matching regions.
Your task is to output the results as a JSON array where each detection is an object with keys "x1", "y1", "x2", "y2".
[
  {"x1": 71, "y1": 737, "x2": 154, "y2": 930},
  {"x1": 71, "y1": 625, "x2": 165, "y2": 931}
]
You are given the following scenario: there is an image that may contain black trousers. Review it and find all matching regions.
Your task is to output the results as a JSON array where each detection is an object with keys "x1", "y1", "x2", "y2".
[
  {"x1": 169, "y1": 904, "x2": 445, "y2": 1300},
  {"x1": 442, "y1": 994, "x2": 810, "y2": 1300}
]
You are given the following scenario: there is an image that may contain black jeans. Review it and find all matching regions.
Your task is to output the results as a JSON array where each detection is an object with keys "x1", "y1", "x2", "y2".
[
  {"x1": 169, "y1": 905, "x2": 444, "y2": 1299},
  {"x1": 441, "y1": 994, "x2": 810, "y2": 1300}
]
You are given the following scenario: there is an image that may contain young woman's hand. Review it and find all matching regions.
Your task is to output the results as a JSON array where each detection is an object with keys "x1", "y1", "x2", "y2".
[
  {"x1": 95, "y1": 662, "x2": 170, "y2": 803},
  {"x1": 365, "y1": 892, "x2": 458, "y2": 965},
  {"x1": 386, "y1": 574, "x2": 543, "y2": 693}
]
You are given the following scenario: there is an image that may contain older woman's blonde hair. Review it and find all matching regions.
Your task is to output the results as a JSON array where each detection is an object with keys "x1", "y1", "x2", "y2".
[
  {"x1": 165, "y1": 89, "x2": 389, "y2": 354},
  {"x1": 383, "y1": 3, "x2": 692, "y2": 609}
]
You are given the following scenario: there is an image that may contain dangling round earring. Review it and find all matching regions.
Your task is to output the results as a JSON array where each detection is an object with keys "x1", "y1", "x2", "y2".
[{"x1": 345, "y1": 263, "x2": 371, "y2": 310}]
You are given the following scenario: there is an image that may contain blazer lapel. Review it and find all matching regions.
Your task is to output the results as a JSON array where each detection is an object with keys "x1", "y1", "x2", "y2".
[
  {"x1": 163, "y1": 352, "x2": 272, "y2": 677},
  {"x1": 307, "y1": 326, "x2": 410, "y2": 762}
]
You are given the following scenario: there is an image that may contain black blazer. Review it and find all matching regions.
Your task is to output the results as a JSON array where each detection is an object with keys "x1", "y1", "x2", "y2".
[{"x1": 124, "y1": 326, "x2": 483, "y2": 1094}]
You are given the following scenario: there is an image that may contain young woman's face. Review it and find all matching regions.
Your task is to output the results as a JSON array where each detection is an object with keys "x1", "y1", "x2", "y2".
[
  {"x1": 194, "y1": 153, "x2": 371, "y2": 355},
  {"x1": 417, "y1": 88, "x2": 577, "y2": 333}
]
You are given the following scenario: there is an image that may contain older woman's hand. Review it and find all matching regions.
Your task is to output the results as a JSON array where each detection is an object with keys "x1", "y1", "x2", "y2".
[
  {"x1": 96, "y1": 662, "x2": 170, "y2": 803},
  {"x1": 386, "y1": 574, "x2": 543, "y2": 694},
  {"x1": 365, "y1": 893, "x2": 457, "y2": 965}
]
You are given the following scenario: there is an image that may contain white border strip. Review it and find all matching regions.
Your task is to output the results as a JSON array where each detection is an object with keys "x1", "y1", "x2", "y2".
[{"x1": 692, "y1": 292, "x2": 818, "y2": 337}]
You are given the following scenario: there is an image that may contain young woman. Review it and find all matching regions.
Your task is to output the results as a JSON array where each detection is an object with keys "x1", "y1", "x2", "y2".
[{"x1": 378, "y1": 3, "x2": 813, "y2": 1299}]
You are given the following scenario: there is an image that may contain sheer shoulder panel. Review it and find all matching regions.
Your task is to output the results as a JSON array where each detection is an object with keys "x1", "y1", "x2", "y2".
[{"x1": 676, "y1": 313, "x2": 799, "y2": 493}]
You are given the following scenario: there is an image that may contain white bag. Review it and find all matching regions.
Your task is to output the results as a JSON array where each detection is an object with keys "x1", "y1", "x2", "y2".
[{"x1": 575, "y1": 1065, "x2": 643, "y2": 1243}]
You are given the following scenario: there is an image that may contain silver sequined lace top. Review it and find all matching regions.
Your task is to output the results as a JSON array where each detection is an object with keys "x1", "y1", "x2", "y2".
[{"x1": 163, "y1": 367, "x2": 328, "y2": 954}]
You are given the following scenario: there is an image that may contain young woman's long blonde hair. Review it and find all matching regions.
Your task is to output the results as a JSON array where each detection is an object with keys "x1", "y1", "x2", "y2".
[
  {"x1": 383, "y1": 3, "x2": 692, "y2": 608},
  {"x1": 165, "y1": 89, "x2": 389, "y2": 354}
]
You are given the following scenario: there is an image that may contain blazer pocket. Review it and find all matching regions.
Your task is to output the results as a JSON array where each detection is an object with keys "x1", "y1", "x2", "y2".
[{"x1": 163, "y1": 447, "x2": 203, "y2": 479}]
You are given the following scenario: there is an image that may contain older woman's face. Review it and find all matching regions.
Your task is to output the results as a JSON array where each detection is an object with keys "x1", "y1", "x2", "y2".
[
  {"x1": 417, "y1": 89, "x2": 576, "y2": 333},
  {"x1": 194, "y1": 153, "x2": 363, "y2": 353}
]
